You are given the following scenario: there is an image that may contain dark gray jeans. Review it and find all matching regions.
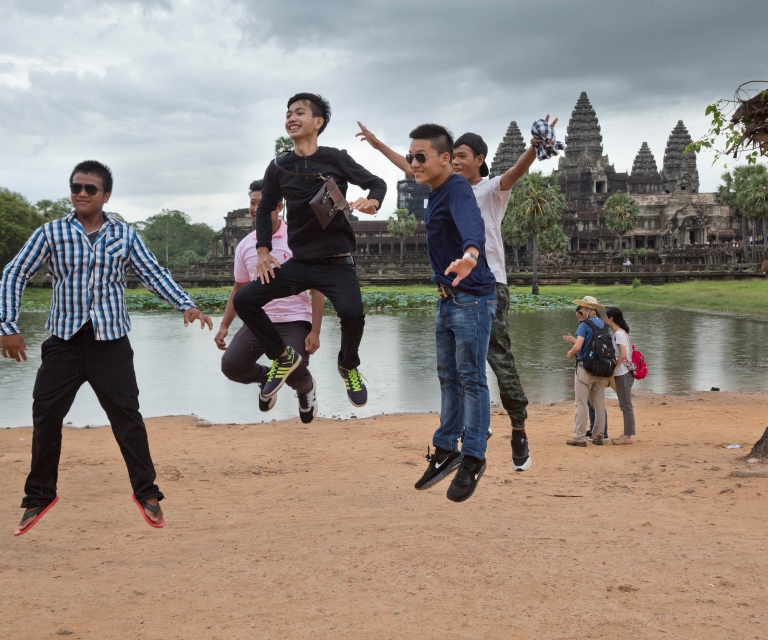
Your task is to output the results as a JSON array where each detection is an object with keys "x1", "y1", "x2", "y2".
[
  {"x1": 221, "y1": 321, "x2": 313, "y2": 393},
  {"x1": 614, "y1": 372, "x2": 636, "y2": 436}
]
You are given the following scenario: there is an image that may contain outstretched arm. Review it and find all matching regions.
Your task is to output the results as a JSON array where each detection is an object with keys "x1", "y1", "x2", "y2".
[
  {"x1": 356, "y1": 122, "x2": 415, "y2": 178},
  {"x1": 129, "y1": 231, "x2": 212, "y2": 330}
]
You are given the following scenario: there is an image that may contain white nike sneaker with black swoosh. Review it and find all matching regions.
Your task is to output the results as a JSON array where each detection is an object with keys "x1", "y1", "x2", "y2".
[{"x1": 414, "y1": 446, "x2": 462, "y2": 490}]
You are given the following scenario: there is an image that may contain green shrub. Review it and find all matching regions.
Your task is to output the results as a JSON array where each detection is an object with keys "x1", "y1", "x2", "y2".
[{"x1": 632, "y1": 278, "x2": 642, "y2": 289}]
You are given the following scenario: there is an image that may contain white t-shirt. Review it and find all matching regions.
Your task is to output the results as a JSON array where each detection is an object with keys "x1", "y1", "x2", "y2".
[
  {"x1": 612, "y1": 329, "x2": 632, "y2": 376},
  {"x1": 471, "y1": 176, "x2": 512, "y2": 285}
]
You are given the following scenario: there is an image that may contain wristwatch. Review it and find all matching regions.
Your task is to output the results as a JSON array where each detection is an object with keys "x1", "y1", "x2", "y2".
[{"x1": 463, "y1": 251, "x2": 478, "y2": 262}]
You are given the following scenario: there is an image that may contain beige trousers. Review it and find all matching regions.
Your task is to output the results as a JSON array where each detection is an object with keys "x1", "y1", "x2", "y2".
[{"x1": 573, "y1": 364, "x2": 606, "y2": 442}]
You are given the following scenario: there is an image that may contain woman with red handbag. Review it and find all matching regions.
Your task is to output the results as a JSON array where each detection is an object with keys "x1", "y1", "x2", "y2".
[{"x1": 605, "y1": 307, "x2": 636, "y2": 445}]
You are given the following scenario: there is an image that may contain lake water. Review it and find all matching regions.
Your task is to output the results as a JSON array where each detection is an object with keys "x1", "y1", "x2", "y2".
[{"x1": 1, "y1": 305, "x2": 767, "y2": 428}]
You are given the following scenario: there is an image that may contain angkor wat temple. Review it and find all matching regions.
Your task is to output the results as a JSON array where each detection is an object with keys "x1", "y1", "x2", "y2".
[{"x1": 490, "y1": 92, "x2": 738, "y2": 252}]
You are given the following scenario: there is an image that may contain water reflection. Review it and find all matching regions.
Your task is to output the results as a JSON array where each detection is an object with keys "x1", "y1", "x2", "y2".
[{"x1": 1, "y1": 305, "x2": 766, "y2": 428}]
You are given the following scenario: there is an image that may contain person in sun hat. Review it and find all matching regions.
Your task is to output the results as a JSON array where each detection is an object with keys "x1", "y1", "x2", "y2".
[{"x1": 562, "y1": 296, "x2": 608, "y2": 446}]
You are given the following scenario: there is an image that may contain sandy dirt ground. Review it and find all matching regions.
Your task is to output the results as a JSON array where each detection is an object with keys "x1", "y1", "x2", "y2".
[{"x1": 1, "y1": 391, "x2": 768, "y2": 640}]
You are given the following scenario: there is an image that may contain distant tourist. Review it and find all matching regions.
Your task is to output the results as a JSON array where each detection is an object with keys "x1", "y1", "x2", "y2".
[
  {"x1": 356, "y1": 116, "x2": 560, "y2": 472},
  {"x1": 233, "y1": 93, "x2": 386, "y2": 408},
  {"x1": 605, "y1": 307, "x2": 636, "y2": 444},
  {"x1": 215, "y1": 180, "x2": 323, "y2": 423},
  {"x1": 563, "y1": 296, "x2": 609, "y2": 446},
  {"x1": 623, "y1": 258, "x2": 632, "y2": 267},
  {"x1": 0, "y1": 160, "x2": 212, "y2": 535},
  {"x1": 407, "y1": 123, "x2": 496, "y2": 502}
]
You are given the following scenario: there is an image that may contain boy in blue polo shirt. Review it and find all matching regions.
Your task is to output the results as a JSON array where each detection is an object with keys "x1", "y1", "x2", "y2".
[{"x1": 409, "y1": 124, "x2": 497, "y2": 502}]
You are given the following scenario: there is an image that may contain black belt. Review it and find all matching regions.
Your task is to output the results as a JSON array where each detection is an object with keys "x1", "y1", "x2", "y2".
[
  {"x1": 299, "y1": 256, "x2": 354, "y2": 266},
  {"x1": 436, "y1": 284, "x2": 461, "y2": 298}
]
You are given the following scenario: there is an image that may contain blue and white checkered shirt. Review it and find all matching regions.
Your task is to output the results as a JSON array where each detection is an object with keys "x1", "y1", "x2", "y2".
[{"x1": 0, "y1": 212, "x2": 196, "y2": 341}]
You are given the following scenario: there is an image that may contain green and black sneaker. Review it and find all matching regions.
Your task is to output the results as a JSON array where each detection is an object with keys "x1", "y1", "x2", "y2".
[
  {"x1": 338, "y1": 365, "x2": 368, "y2": 407},
  {"x1": 262, "y1": 347, "x2": 302, "y2": 397}
]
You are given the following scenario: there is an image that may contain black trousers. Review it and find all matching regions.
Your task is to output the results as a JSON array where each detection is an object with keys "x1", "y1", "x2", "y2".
[
  {"x1": 21, "y1": 324, "x2": 163, "y2": 508},
  {"x1": 233, "y1": 259, "x2": 365, "y2": 370}
]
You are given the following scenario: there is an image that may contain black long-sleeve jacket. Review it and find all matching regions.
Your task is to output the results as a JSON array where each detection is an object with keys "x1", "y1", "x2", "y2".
[{"x1": 255, "y1": 147, "x2": 387, "y2": 260}]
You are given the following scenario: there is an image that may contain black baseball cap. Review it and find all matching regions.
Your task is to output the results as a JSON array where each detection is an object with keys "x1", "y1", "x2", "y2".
[{"x1": 454, "y1": 132, "x2": 489, "y2": 177}]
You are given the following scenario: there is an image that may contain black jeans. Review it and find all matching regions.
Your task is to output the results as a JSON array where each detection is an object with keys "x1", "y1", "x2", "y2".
[
  {"x1": 221, "y1": 321, "x2": 313, "y2": 393},
  {"x1": 233, "y1": 258, "x2": 365, "y2": 370},
  {"x1": 21, "y1": 324, "x2": 163, "y2": 508}
]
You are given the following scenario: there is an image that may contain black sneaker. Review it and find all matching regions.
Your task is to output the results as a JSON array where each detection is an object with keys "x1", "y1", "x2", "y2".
[
  {"x1": 414, "y1": 446, "x2": 461, "y2": 490},
  {"x1": 447, "y1": 456, "x2": 487, "y2": 503},
  {"x1": 338, "y1": 366, "x2": 367, "y2": 407},
  {"x1": 511, "y1": 429, "x2": 531, "y2": 472},
  {"x1": 258, "y1": 383, "x2": 276, "y2": 412},
  {"x1": 262, "y1": 347, "x2": 302, "y2": 397},
  {"x1": 297, "y1": 378, "x2": 318, "y2": 424}
]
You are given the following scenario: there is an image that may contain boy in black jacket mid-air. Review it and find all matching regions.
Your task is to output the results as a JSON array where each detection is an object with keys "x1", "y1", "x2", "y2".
[{"x1": 234, "y1": 93, "x2": 386, "y2": 408}]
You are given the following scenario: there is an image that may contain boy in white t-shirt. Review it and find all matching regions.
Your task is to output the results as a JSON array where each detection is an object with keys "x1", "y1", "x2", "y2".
[
  {"x1": 214, "y1": 180, "x2": 325, "y2": 423},
  {"x1": 356, "y1": 118, "x2": 559, "y2": 471}
]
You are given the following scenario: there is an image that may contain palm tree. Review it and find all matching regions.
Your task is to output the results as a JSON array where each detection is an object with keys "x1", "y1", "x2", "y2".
[
  {"x1": 720, "y1": 165, "x2": 768, "y2": 262},
  {"x1": 505, "y1": 171, "x2": 564, "y2": 294},
  {"x1": 274, "y1": 136, "x2": 293, "y2": 157},
  {"x1": 500, "y1": 218, "x2": 528, "y2": 269},
  {"x1": 603, "y1": 192, "x2": 640, "y2": 252},
  {"x1": 387, "y1": 208, "x2": 417, "y2": 265}
]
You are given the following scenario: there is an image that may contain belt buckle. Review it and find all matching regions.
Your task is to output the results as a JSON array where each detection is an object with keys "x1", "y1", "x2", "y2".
[{"x1": 436, "y1": 285, "x2": 451, "y2": 299}]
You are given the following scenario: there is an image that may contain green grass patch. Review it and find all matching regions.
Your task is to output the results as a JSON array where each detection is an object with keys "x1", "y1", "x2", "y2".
[{"x1": 20, "y1": 279, "x2": 768, "y2": 315}]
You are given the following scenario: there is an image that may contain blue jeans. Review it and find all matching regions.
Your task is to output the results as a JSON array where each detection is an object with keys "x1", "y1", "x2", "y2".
[
  {"x1": 433, "y1": 290, "x2": 497, "y2": 460},
  {"x1": 587, "y1": 400, "x2": 608, "y2": 438}
]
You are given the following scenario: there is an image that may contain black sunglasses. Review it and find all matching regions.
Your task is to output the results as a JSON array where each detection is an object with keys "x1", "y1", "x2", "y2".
[
  {"x1": 405, "y1": 152, "x2": 439, "y2": 164},
  {"x1": 70, "y1": 183, "x2": 103, "y2": 196}
]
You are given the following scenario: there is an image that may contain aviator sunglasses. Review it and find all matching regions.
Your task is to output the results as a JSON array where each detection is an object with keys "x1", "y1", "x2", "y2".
[
  {"x1": 70, "y1": 182, "x2": 104, "y2": 196},
  {"x1": 405, "y1": 152, "x2": 439, "y2": 164}
]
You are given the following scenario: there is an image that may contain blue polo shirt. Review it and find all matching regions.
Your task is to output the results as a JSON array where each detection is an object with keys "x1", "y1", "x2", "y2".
[{"x1": 424, "y1": 174, "x2": 496, "y2": 296}]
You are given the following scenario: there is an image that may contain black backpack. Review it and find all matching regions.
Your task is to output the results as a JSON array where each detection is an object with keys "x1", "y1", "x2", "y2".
[{"x1": 581, "y1": 318, "x2": 616, "y2": 377}]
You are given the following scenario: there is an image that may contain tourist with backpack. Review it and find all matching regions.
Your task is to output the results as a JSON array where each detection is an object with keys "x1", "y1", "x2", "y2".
[
  {"x1": 605, "y1": 307, "x2": 637, "y2": 445},
  {"x1": 563, "y1": 296, "x2": 614, "y2": 446}
]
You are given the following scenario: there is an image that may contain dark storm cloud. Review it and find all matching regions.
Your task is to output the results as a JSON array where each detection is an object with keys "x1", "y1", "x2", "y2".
[{"x1": 0, "y1": 0, "x2": 766, "y2": 223}]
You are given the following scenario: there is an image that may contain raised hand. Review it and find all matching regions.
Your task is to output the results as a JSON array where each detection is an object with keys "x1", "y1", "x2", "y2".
[
  {"x1": 444, "y1": 255, "x2": 477, "y2": 287},
  {"x1": 355, "y1": 122, "x2": 382, "y2": 150},
  {"x1": 0, "y1": 334, "x2": 28, "y2": 362}
]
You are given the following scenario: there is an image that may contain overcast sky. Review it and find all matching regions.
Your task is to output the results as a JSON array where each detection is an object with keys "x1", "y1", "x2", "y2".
[{"x1": 1, "y1": 0, "x2": 766, "y2": 228}]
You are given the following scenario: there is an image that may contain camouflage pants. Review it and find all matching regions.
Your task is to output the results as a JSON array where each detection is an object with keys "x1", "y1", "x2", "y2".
[{"x1": 487, "y1": 283, "x2": 529, "y2": 429}]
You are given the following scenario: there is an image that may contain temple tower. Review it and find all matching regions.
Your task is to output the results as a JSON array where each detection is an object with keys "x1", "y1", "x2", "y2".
[
  {"x1": 628, "y1": 142, "x2": 662, "y2": 194},
  {"x1": 490, "y1": 121, "x2": 527, "y2": 177},
  {"x1": 662, "y1": 120, "x2": 699, "y2": 194},
  {"x1": 558, "y1": 91, "x2": 607, "y2": 177}
]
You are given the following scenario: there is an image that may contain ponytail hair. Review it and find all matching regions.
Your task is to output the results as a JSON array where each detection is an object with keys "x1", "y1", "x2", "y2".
[{"x1": 606, "y1": 306, "x2": 629, "y2": 333}]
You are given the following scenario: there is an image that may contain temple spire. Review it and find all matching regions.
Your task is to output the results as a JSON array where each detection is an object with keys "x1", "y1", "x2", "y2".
[
  {"x1": 490, "y1": 121, "x2": 527, "y2": 178},
  {"x1": 662, "y1": 120, "x2": 699, "y2": 193},
  {"x1": 562, "y1": 91, "x2": 603, "y2": 163},
  {"x1": 632, "y1": 142, "x2": 658, "y2": 175}
]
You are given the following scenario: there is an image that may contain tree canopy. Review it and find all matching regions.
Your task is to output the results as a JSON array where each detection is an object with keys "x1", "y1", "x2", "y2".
[
  {"x1": 0, "y1": 188, "x2": 46, "y2": 269},
  {"x1": 538, "y1": 225, "x2": 568, "y2": 254},
  {"x1": 603, "y1": 192, "x2": 640, "y2": 242},
  {"x1": 387, "y1": 208, "x2": 418, "y2": 265},
  {"x1": 504, "y1": 171, "x2": 564, "y2": 293},
  {"x1": 275, "y1": 136, "x2": 293, "y2": 157},
  {"x1": 135, "y1": 209, "x2": 216, "y2": 268},
  {"x1": 35, "y1": 197, "x2": 72, "y2": 221}
]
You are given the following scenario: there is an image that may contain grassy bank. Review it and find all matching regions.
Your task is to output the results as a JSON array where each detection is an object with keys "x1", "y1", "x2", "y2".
[{"x1": 18, "y1": 279, "x2": 768, "y2": 314}]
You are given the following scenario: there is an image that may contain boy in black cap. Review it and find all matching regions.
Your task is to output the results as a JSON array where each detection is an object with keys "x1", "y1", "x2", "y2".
[{"x1": 357, "y1": 117, "x2": 558, "y2": 472}]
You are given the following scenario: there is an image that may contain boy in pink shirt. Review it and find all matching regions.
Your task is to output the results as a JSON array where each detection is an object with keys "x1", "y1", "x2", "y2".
[{"x1": 215, "y1": 180, "x2": 324, "y2": 423}]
